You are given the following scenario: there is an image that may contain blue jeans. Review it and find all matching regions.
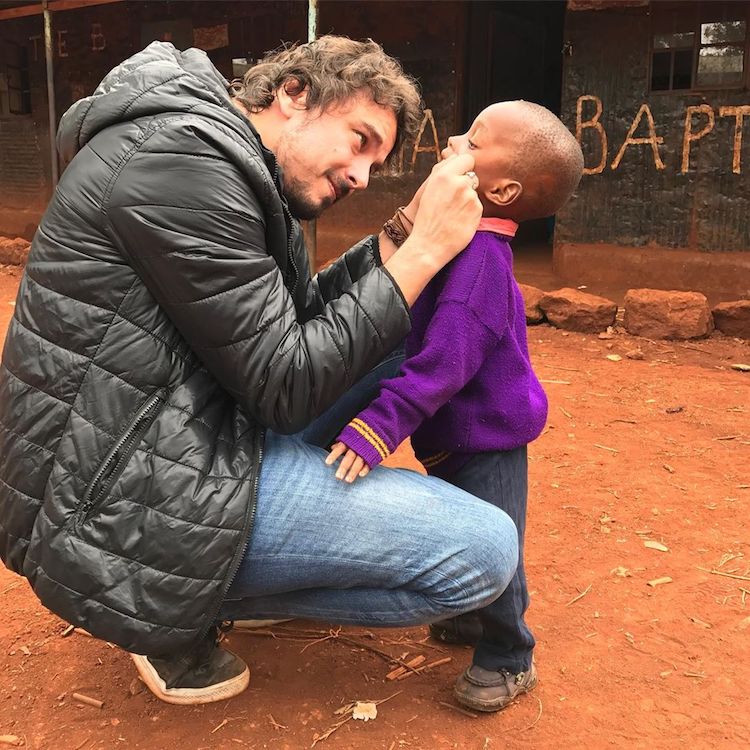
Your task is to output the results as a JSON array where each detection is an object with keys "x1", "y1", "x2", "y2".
[{"x1": 219, "y1": 354, "x2": 519, "y2": 628}]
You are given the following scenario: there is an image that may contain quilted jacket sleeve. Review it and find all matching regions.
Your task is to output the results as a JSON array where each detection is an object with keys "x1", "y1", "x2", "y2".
[{"x1": 104, "y1": 119, "x2": 411, "y2": 434}]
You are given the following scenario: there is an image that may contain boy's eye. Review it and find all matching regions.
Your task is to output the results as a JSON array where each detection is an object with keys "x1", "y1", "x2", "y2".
[{"x1": 467, "y1": 139, "x2": 477, "y2": 150}]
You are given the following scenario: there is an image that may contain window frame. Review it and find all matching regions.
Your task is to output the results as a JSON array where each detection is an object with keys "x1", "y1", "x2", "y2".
[
  {"x1": 648, "y1": 1, "x2": 749, "y2": 94},
  {"x1": 1, "y1": 40, "x2": 32, "y2": 117}
]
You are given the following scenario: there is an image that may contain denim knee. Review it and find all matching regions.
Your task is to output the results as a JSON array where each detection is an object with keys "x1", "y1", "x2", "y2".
[{"x1": 468, "y1": 505, "x2": 519, "y2": 607}]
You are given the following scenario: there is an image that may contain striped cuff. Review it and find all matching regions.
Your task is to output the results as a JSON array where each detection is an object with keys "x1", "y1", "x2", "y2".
[{"x1": 337, "y1": 418, "x2": 391, "y2": 469}]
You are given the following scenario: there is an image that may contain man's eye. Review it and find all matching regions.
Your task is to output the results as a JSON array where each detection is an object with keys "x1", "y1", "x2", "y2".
[{"x1": 356, "y1": 132, "x2": 367, "y2": 148}]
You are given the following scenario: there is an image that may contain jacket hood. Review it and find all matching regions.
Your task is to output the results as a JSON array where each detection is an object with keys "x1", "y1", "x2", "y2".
[{"x1": 57, "y1": 42, "x2": 242, "y2": 163}]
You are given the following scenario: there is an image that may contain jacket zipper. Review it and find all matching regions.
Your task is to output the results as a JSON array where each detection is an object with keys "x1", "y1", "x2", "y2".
[
  {"x1": 75, "y1": 389, "x2": 166, "y2": 526},
  {"x1": 272, "y1": 162, "x2": 299, "y2": 295},
  {"x1": 199, "y1": 427, "x2": 264, "y2": 642}
]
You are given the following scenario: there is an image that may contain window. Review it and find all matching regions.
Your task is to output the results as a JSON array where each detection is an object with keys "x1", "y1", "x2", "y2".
[
  {"x1": 649, "y1": 2, "x2": 748, "y2": 92},
  {"x1": 697, "y1": 20, "x2": 746, "y2": 86},
  {"x1": 1, "y1": 42, "x2": 31, "y2": 115}
]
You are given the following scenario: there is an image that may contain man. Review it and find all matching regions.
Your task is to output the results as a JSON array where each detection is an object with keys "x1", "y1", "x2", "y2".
[{"x1": 0, "y1": 37, "x2": 518, "y2": 706}]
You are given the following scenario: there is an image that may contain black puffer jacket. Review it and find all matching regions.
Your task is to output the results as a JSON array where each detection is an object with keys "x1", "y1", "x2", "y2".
[{"x1": 0, "y1": 43, "x2": 410, "y2": 656}]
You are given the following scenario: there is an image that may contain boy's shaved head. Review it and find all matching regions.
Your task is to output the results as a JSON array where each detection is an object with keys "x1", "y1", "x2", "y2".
[{"x1": 486, "y1": 101, "x2": 584, "y2": 221}]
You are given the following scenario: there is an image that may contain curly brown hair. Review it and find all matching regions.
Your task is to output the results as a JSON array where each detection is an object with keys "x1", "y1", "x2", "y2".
[{"x1": 230, "y1": 36, "x2": 422, "y2": 168}]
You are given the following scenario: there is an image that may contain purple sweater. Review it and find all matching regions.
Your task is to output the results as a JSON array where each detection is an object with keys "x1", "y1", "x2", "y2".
[{"x1": 337, "y1": 227, "x2": 548, "y2": 478}]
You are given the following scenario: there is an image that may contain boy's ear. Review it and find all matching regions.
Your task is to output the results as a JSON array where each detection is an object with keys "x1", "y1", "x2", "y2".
[
  {"x1": 276, "y1": 81, "x2": 309, "y2": 118},
  {"x1": 485, "y1": 178, "x2": 523, "y2": 208}
]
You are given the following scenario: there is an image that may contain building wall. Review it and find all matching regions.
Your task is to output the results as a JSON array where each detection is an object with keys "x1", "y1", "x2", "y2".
[
  {"x1": 559, "y1": 4, "x2": 750, "y2": 252},
  {"x1": 0, "y1": 0, "x2": 462, "y2": 256}
]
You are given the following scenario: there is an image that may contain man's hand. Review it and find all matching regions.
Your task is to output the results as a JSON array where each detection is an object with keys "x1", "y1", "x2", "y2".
[
  {"x1": 325, "y1": 442, "x2": 371, "y2": 483},
  {"x1": 383, "y1": 153, "x2": 482, "y2": 306}
]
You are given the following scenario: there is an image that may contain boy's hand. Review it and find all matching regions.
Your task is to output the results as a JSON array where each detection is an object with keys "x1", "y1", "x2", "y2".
[{"x1": 326, "y1": 442, "x2": 370, "y2": 483}]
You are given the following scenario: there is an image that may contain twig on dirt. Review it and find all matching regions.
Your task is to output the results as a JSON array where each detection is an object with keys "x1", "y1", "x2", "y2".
[
  {"x1": 239, "y1": 627, "x2": 425, "y2": 675},
  {"x1": 395, "y1": 657, "x2": 453, "y2": 681},
  {"x1": 438, "y1": 701, "x2": 478, "y2": 719},
  {"x1": 337, "y1": 636, "x2": 424, "y2": 675},
  {"x1": 72, "y1": 692, "x2": 103, "y2": 709},
  {"x1": 311, "y1": 716, "x2": 351, "y2": 747},
  {"x1": 539, "y1": 379, "x2": 570, "y2": 385},
  {"x1": 211, "y1": 719, "x2": 229, "y2": 734},
  {"x1": 268, "y1": 714, "x2": 287, "y2": 731},
  {"x1": 386, "y1": 655, "x2": 425, "y2": 680},
  {"x1": 565, "y1": 584, "x2": 592, "y2": 606},
  {"x1": 684, "y1": 672, "x2": 706, "y2": 679},
  {"x1": 593, "y1": 443, "x2": 619, "y2": 454},
  {"x1": 483, "y1": 738, "x2": 491, "y2": 750},
  {"x1": 300, "y1": 627, "x2": 342, "y2": 654},
  {"x1": 521, "y1": 696, "x2": 543, "y2": 732},
  {"x1": 559, "y1": 407, "x2": 574, "y2": 420},
  {"x1": 542, "y1": 364, "x2": 581, "y2": 372},
  {"x1": 607, "y1": 419, "x2": 637, "y2": 425},
  {"x1": 0, "y1": 581, "x2": 22, "y2": 595},
  {"x1": 714, "y1": 435, "x2": 741, "y2": 441},
  {"x1": 739, "y1": 587, "x2": 749, "y2": 605},
  {"x1": 61, "y1": 624, "x2": 75, "y2": 638},
  {"x1": 697, "y1": 567, "x2": 750, "y2": 582},
  {"x1": 72, "y1": 736, "x2": 92, "y2": 750}
]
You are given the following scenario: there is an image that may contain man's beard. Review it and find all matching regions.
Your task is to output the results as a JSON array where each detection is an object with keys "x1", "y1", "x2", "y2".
[
  {"x1": 283, "y1": 175, "x2": 332, "y2": 220},
  {"x1": 283, "y1": 173, "x2": 351, "y2": 221}
]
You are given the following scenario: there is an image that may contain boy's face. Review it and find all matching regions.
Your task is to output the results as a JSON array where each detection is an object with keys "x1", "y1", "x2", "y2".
[{"x1": 441, "y1": 103, "x2": 526, "y2": 211}]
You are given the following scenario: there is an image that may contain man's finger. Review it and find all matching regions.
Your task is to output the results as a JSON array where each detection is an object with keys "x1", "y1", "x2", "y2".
[
  {"x1": 325, "y1": 442, "x2": 347, "y2": 465},
  {"x1": 358, "y1": 465, "x2": 370, "y2": 478},
  {"x1": 434, "y1": 152, "x2": 475, "y2": 176},
  {"x1": 345, "y1": 456, "x2": 365, "y2": 483}
]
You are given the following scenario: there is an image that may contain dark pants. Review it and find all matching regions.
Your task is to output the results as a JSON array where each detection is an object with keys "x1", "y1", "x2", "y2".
[
  {"x1": 451, "y1": 448, "x2": 534, "y2": 673},
  {"x1": 301, "y1": 349, "x2": 534, "y2": 674}
]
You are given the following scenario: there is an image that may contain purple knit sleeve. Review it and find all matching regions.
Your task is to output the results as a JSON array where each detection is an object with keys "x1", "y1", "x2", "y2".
[{"x1": 336, "y1": 302, "x2": 501, "y2": 469}]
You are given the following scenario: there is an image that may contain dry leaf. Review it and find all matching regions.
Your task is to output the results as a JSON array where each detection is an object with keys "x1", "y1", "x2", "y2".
[
  {"x1": 610, "y1": 566, "x2": 631, "y2": 577},
  {"x1": 737, "y1": 616, "x2": 750, "y2": 631},
  {"x1": 730, "y1": 363, "x2": 750, "y2": 372},
  {"x1": 644, "y1": 540, "x2": 669, "y2": 552},
  {"x1": 0, "y1": 737, "x2": 23, "y2": 747},
  {"x1": 647, "y1": 577, "x2": 673, "y2": 587},
  {"x1": 19, "y1": 646, "x2": 30, "y2": 656},
  {"x1": 352, "y1": 702, "x2": 377, "y2": 721},
  {"x1": 606, "y1": 354, "x2": 622, "y2": 362}
]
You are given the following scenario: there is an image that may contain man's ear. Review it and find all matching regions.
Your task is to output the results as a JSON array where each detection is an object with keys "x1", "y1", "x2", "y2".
[
  {"x1": 276, "y1": 81, "x2": 309, "y2": 119},
  {"x1": 485, "y1": 178, "x2": 523, "y2": 209}
]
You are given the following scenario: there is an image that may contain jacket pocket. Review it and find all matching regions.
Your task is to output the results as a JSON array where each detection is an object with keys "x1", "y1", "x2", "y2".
[{"x1": 75, "y1": 388, "x2": 167, "y2": 527}]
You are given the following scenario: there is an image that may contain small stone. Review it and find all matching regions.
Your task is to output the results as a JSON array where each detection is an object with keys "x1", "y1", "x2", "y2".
[{"x1": 625, "y1": 349, "x2": 645, "y2": 360}]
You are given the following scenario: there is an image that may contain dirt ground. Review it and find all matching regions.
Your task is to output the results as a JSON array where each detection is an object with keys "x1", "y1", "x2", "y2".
[{"x1": 1, "y1": 263, "x2": 749, "y2": 750}]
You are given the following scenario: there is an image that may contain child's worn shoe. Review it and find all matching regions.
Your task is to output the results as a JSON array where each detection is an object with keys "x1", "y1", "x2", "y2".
[
  {"x1": 428, "y1": 612, "x2": 483, "y2": 645},
  {"x1": 454, "y1": 661, "x2": 537, "y2": 712}
]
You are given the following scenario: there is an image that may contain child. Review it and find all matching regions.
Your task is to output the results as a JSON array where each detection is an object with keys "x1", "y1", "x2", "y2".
[{"x1": 326, "y1": 100, "x2": 584, "y2": 712}]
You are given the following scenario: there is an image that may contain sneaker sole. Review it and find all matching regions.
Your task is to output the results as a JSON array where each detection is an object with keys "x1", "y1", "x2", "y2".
[
  {"x1": 131, "y1": 653, "x2": 250, "y2": 705},
  {"x1": 454, "y1": 674, "x2": 538, "y2": 713},
  {"x1": 233, "y1": 619, "x2": 293, "y2": 629}
]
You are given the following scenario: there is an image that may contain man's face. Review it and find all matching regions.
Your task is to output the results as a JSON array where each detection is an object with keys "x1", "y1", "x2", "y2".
[
  {"x1": 441, "y1": 102, "x2": 526, "y2": 197},
  {"x1": 275, "y1": 94, "x2": 397, "y2": 220}
]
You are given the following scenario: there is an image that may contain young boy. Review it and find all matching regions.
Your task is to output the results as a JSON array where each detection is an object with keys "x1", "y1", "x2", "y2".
[{"x1": 326, "y1": 100, "x2": 584, "y2": 712}]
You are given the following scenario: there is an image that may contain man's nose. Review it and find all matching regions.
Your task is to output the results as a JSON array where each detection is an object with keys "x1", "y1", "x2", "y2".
[{"x1": 347, "y1": 158, "x2": 371, "y2": 191}]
